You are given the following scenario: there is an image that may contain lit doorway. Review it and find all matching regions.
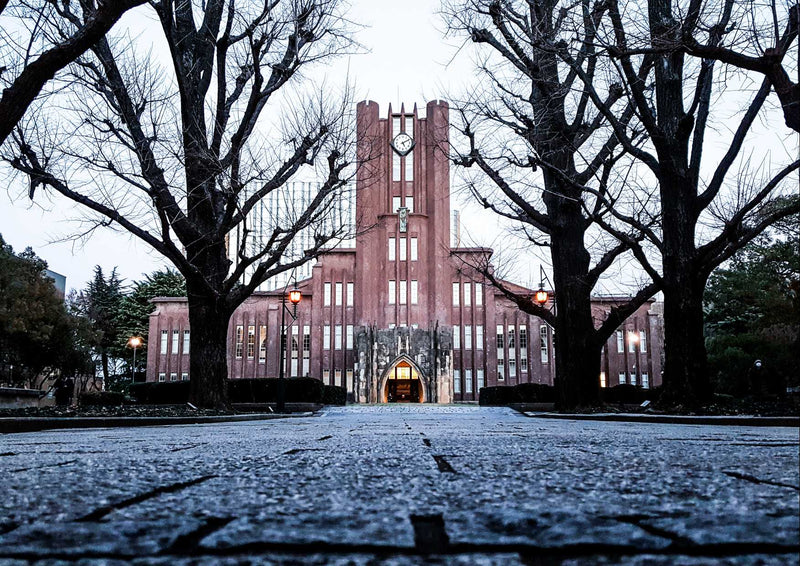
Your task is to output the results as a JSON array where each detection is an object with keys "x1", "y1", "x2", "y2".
[{"x1": 383, "y1": 359, "x2": 424, "y2": 403}]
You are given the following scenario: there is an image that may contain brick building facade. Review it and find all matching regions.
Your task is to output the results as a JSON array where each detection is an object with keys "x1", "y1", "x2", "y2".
[{"x1": 146, "y1": 100, "x2": 663, "y2": 401}]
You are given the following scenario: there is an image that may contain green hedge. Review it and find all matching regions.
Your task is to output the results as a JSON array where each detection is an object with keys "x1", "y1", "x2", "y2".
[
  {"x1": 129, "y1": 378, "x2": 326, "y2": 405},
  {"x1": 79, "y1": 391, "x2": 126, "y2": 406},
  {"x1": 322, "y1": 385, "x2": 347, "y2": 406}
]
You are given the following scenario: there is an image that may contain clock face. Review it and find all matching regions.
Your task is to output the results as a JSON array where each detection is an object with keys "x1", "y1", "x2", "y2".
[{"x1": 391, "y1": 132, "x2": 415, "y2": 156}]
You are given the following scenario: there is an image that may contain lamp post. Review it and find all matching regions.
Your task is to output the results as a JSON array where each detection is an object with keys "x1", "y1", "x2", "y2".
[
  {"x1": 277, "y1": 287, "x2": 302, "y2": 413},
  {"x1": 128, "y1": 336, "x2": 143, "y2": 383},
  {"x1": 534, "y1": 265, "x2": 553, "y2": 308}
]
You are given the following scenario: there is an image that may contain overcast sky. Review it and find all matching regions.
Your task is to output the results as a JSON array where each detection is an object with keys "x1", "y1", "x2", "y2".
[{"x1": 0, "y1": 0, "x2": 488, "y2": 293}]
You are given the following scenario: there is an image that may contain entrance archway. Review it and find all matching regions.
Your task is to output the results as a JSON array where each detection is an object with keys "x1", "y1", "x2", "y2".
[{"x1": 382, "y1": 357, "x2": 425, "y2": 403}]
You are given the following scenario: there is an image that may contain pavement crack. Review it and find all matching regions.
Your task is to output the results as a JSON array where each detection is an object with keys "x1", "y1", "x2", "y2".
[
  {"x1": 613, "y1": 515, "x2": 696, "y2": 547},
  {"x1": 0, "y1": 452, "x2": 16, "y2": 457},
  {"x1": 723, "y1": 470, "x2": 800, "y2": 491},
  {"x1": 432, "y1": 455, "x2": 456, "y2": 473},
  {"x1": 283, "y1": 447, "x2": 324, "y2": 455},
  {"x1": 77, "y1": 474, "x2": 217, "y2": 522},
  {"x1": 0, "y1": 522, "x2": 20, "y2": 536},
  {"x1": 317, "y1": 435, "x2": 332, "y2": 441},
  {"x1": 12, "y1": 459, "x2": 77, "y2": 473},
  {"x1": 170, "y1": 443, "x2": 205, "y2": 453},
  {"x1": 410, "y1": 514, "x2": 450, "y2": 553},
  {"x1": 161, "y1": 516, "x2": 234, "y2": 554}
]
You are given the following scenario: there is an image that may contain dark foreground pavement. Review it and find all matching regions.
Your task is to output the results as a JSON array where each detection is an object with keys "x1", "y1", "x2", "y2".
[{"x1": 1, "y1": 405, "x2": 798, "y2": 565}]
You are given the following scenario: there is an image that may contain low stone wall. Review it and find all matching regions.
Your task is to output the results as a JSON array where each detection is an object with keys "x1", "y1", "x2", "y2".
[{"x1": 0, "y1": 387, "x2": 46, "y2": 408}]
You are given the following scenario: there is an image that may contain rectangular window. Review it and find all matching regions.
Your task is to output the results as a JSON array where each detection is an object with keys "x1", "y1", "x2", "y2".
[
  {"x1": 453, "y1": 325, "x2": 461, "y2": 349},
  {"x1": 323, "y1": 325, "x2": 331, "y2": 349},
  {"x1": 520, "y1": 357, "x2": 528, "y2": 372},
  {"x1": 628, "y1": 331, "x2": 636, "y2": 353},
  {"x1": 600, "y1": 372, "x2": 607, "y2": 388},
  {"x1": 335, "y1": 369, "x2": 342, "y2": 386},
  {"x1": 619, "y1": 372, "x2": 626, "y2": 385},
  {"x1": 247, "y1": 325, "x2": 255, "y2": 359},
  {"x1": 399, "y1": 280, "x2": 407, "y2": 305},
  {"x1": 323, "y1": 369, "x2": 330, "y2": 384},
  {"x1": 346, "y1": 369, "x2": 354, "y2": 391},
  {"x1": 181, "y1": 372, "x2": 188, "y2": 381},
  {"x1": 519, "y1": 325, "x2": 527, "y2": 350},
  {"x1": 347, "y1": 283, "x2": 354, "y2": 306},
  {"x1": 183, "y1": 330, "x2": 190, "y2": 354},
  {"x1": 465, "y1": 325, "x2": 473, "y2": 350},
  {"x1": 170, "y1": 372, "x2": 177, "y2": 382},
  {"x1": 389, "y1": 237, "x2": 396, "y2": 261},
  {"x1": 410, "y1": 237, "x2": 418, "y2": 261},
  {"x1": 497, "y1": 364, "x2": 505, "y2": 381},
  {"x1": 509, "y1": 358, "x2": 516, "y2": 378},
  {"x1": 405, "y1": 153, "x2": 413, "y2": 181},
  {"x1": 303, "y1": 326, "x2": 311, "y2": 359},
  {"x1": 452, "y1": 282, "x2": 460, "y2": 306},
  {"x1": 642, "y1": 372, "x2": 650, "y2": 389},
  {"x1": 173, "y1": 329, "x2": 179, "y2": 354},
  {"x1": 477, "y1": 369, "x2": 485, "y2": 390},
  {"x1": 616, "y1": 330, "x2": 624, "y2": 353},
  {"x1": 393, "y1": 116, "x2": 402, "y2": 134},
  {"x1": 475, "y1": 283, "x2": 483, "y2": 306},
  {"x1": 388, "y1": 280, "x2": 396, "y2": 305},
  {"x1": 392, "y1": 196, "x2": 402, "y2": 212},
  {"x1": 158, "y1": 373, "x2": 166, "y2": 382},
  {"x1": 496, "y1": 325, "x2": 504, "y2": 349},
  {"x1": 508, "y1": 328, "x2": 516, "y2": 349},
  {"x1": 335, "y1": 282, "x2": 343, "y2": 305},
  {"x1": 393, "y1": 153, "x2": 401, "y2": 181},
  {"x1": 464, "y1": 282, "x2": 471, "y2": 306},
  {"x1": 404, "y1": 115, "x2": 413, "y2": 137},
  {"x1": 259, "y1": 326, "x2": 267, "y2": 362},
  {"x1": 476, "y1": 325, "x2": 484, "y2": 350},
  {"x1": 453, "y1": 369, "x2": 461, "y2": 394},
  {"x1": 640, "y1": 330, "x2": 647, "y2": 353},
  {"x1": 410, "y1": 280, "x2": 418, "y2": 305},
  {"x1": 465, "y1": 369, "x2": 473, "y2": 393},
  {"x1": 160, "y1": 330, "x2": 168, "y2": 354},
  {"x1": 346, "y1": 325, "x2": 354, "y2": 349},
  {"x1": 399, "y1": 238, "x2": 407, "y2": 261},
  {"x1": 324, "y1": 282, "x2": 331, "y2": 306},
  {"x1": 405, "y1": 195, "x2": 414, "y2": 212},
  {"x1": 335, "y1": 325, "x2": 342, "y2": 350},
  {"x1": 235, "y1": 325, "x2": 244, "y2": 359},
  {"x1": 630, "y1": 372, "x2": 637, "y2": 386},
  {"x1": 540, "y1": 325, "x2": 549, "y2": 363}
]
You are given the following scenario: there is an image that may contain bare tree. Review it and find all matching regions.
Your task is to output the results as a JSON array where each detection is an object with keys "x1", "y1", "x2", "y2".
[
  {"x1": 0, "y1": 0, "x2": 147, "y2": 144},
  {"x1": 443, "y1": 0, "x2": 660, "y2": 409},
  {"x1": 570, "y1": 0, "x2": 800, "y2": 406},
  {"x1": 3, "y1": 0, "x2": 359, "y2": 408}
]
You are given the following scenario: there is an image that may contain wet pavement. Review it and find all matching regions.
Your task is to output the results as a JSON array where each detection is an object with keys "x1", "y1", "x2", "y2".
[{"x1": 1, "y1": 405, "x2": 798, "y2": 564}]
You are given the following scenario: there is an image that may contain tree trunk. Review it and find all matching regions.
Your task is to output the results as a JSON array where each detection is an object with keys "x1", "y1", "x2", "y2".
[
  {"x1": 187, "y1": 295, "x2": 230, "y2": 409},
  {"x1": 101, "y1": 350, "x2": 109, "y2": 383}
]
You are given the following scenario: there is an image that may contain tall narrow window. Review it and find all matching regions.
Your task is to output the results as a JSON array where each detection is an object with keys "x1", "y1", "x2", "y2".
[
  {"x1": 497, "y1": 364, "x2": 505, "y2": 381},
  {"x1": 628, "y1": 331, "x2": 636, "y2": 353},
  {"x1": 465, "y1": 369, "x2": 473, "y2": 393},
  {"x1": 405, "y1": 153, "x2": 413, "y2": 181},
  {"x1": 399, "y1": 280, "x2": 407, "y2": 305},
  {"x1": 259, "y1": 326, "x2": 267, "y2": 362},
  {"x1": 616, "y1": 330, "x2": 624, "y2": 353},
  {"x1": 346, "y1": 325, "x2": 354, "y2": 349},
  {"x1": 475, "y1": 283, "x2": 483, "y2": 306},
  {"x1": 172, "y1": 329, "x2": 179, "y2": 353},
  {"x1": 410, "y1": 280, "x2": 418, "y2": 304},
  {"x1": 335, "y1": 282, "x2": 343, "y2": 305},
  {"x1": 463, "y1": 282, "x2": 471, "y2": 306},
  {"x1": 303, "y1": 326, "x2": 311, "y2": 359},
  {"x1": 453, "y1": 325, "x2": 460, "y2": 349},
  {"x1": 630, "y1": 372, "x2": 637, "y2": 386},
  {"x1": 392, "y1": 196, "x2": 401, "y2": 212},
  {"x1": 323, "y1": 369, "x2": 330, "y2": 384},
  {"x1": 388, "y1": 280, "x2": 396, "y2": 305},
  {"x1": 540, "y1": 325, "x2": 549, "y2": 363},
  {"x1": 399, "y1": 238, "x2": 407, "y2": 261},
  {"x1": 453, "y1": 369, "x2": 461, "y2": 394},
  {"x1": 640, "y1": 330, "x2": 647, "y2": 353},
  {"x1": 404, "y1": 115, "x2": 413, "y2": 137},
  {"x1": 452, "y1": 282, "x2": 460, "y2": 306},
  {"x1": 347, "y1": 283, "x2": 354, "y2": 306},
  {"x1": 477, "y1": 369, "x2": 485, "y2": 390},
  {"x1": 160, "y1": 330, "x2": 168, "y2": 354},
  {"x1": 388, "y1": 237, "x2": 396, "y2": 261},
  {"x1": 335, "y1": 369, "x2": 342, "y2": 386},
  {"x1": 520, "y1": 357, "x2": 528, "y2": 372},
  {"x1": 465, "y1": 325, "x2": 473, "y2": 350},
  {"x1": 476, "y1": 325, "x2": 484, "y2": 350},
  {"x1": 323, "y1": 325, "x2": 331, "y2": 349},
  {"x1": 619, "y1": 372, "x2": 626, "y2": 385},
  {"x1": 410, "y1": 237, "x2": 418, "y2": 260},
  {"x1": 642, "y1": 373, "x2": 649, "y2": 388},
  {"x1": 235, "y1": 326, "x2": 243, "y2": 359},
  {"x1": 324, "y1": 282, "x2": 331, "y2": 306},
  {"x1": 335, "y1": 325, "x2": 342, "y2": 350},
  {"x1": 183, "y1": 330, "x2": 190, "y2": 354},
  {"x1": 508, "y1": 328, "x2": 516, "y2": 350},
  {"x1": 405, "y1": 196, "x2": 414, "y2": 212},
  {"x1": 519, "y1": 326, "x2": 527, "y2": 350},
  {"x1": 346, "y1": 369, "x2": 354, "y2": 391},
  {"x1": 600, "y1": 372, "x2": 607, "y2": 388},
  {"x1": 496, "y1": 325, "x2": 505, "y2": 349},
  {"x1": 509, "y1": 358, "x2": 516, "y2": 378},
  {"x1": 247, "y1": 325, "x2": 255, "y2": 359},
  {"x1": 393, "y1": 153, "x2": 401, "y2": 181}
]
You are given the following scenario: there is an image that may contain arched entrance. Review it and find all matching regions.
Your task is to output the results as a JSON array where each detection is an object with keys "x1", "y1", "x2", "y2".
[{"x1": 382, "y1": 356, "x2": 425, "y2": 403}]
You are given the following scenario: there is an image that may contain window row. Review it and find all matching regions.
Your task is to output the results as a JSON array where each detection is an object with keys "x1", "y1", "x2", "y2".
[
  {"x1": 452, "y1": 325, "x2": 484, "y2": 350},
  {"x1": 615, "y1": 329, "x2": 647, "y2": 353},
  {"x1": 452, "y1": 282, "x2": 483, "y2": 307},
  {"x1": 158, "y1": 372, "x2": 189, "y2": 382},
  {"x1": 452, "y1": 369, "x2": 485, "y2": 394},
  {"x1": 612, "y1": 371, "x2": 650, "y2": 388},
  {"x1": 322, "y1": 324, "x2": 355, "y2": 350},
  {"x1": 323, "y1": 282, "x2": 355, "y2": 307},
  {"x1": 388, "y1": 236, "x2": 419, "y2": 261},
  {"x1": 235, "y1": 325, "x2": 313, "y2": 361},
  {"x1": 322, "y1": 368, "x2": 355, "y2": 388},
  {"x1": 160, "y1": 329, "x2": 190, "y2": 355},
  {"x1": 388, "y1": 280, "x2": 419, "y2": 305}
]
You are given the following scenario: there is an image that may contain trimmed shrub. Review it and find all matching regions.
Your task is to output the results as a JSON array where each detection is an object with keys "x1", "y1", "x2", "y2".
[
  {"x1": 513, "y1": 383, "x2": 556, "y2": 403},
  {"x1": 130, "y1": 378, "x2": 326, "y2": 405},
  {"x1": 322, "y1": 385, "x2": 347, "y2": 406},
  {"x1": 479, "y1": 386, "x2": 515, "y2": 406},
  {"x1": 79, "y1": 391, "x2": 125, "y2": 406},
  {"x1": 129, "y1": 381, "x2": 191, "y2": 404},
  {"x1": 601, "y1": 384, "x2": 654, "y2": 405}
]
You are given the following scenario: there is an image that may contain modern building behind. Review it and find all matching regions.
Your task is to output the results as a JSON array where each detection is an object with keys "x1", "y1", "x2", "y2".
[{"x1": 147, "y1": 101, "x2": 663, "y2": 402}]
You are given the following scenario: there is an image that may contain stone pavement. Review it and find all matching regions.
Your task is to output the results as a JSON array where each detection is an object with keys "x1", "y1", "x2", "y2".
[{"x1": 1, "y1": 405, "x2": 798, "y2": 565}]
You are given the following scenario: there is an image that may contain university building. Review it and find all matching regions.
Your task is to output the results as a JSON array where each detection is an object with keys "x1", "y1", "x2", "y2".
[{"x1": 146, "y1": 100, "x2": 663, "y2": 402}]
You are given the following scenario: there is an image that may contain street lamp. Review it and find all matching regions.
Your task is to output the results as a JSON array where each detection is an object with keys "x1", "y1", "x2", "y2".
[
  {"x1": 128, "y1": 336, "x2": 143, "y2": 383},
  {"x1": 534, "y1": 265, "x2": 553, "y2": 308},
  {"x1": 277, "y1": 287, "x2": 302, "y2": 413}
]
